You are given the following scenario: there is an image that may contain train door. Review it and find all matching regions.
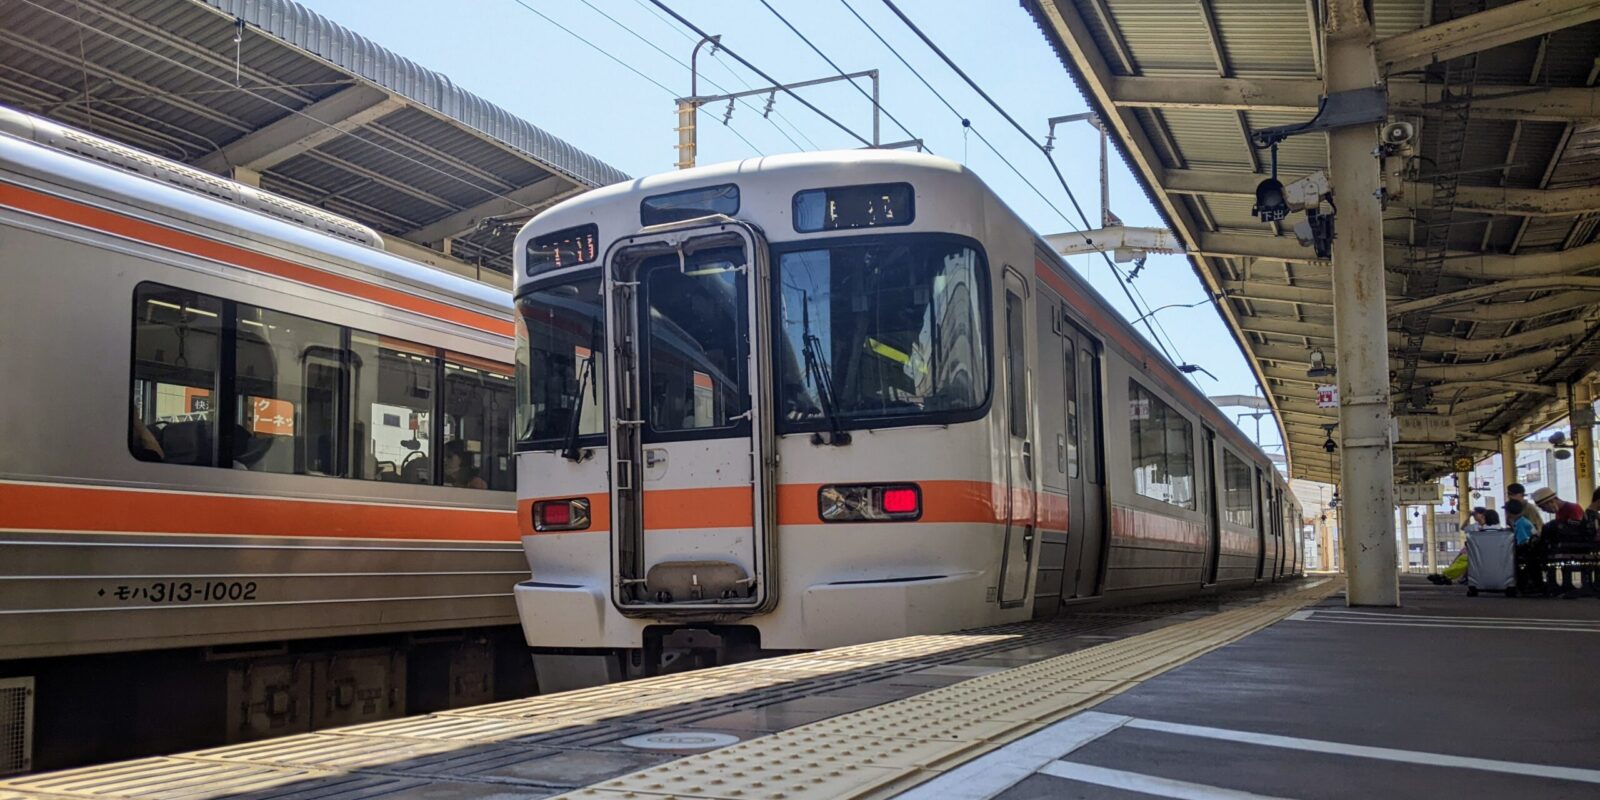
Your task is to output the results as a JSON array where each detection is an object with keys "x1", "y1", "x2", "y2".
[
  {"x1": 1203, "y1": 429, "x2": 1221, "y2": 585},
  {"x1": 1254, "y1": 469, "x2": 1267, "y2": 580},
  {"x1": 1066, "y1": 327, "x2": 1106, "y2": 599},
  {"x1": 998, "y1": 272, "x2": 1034, "y2": 608},
  {"x1": 1031, "y1": 293, "x2": 1070, "y2": 618},
  {"x1": 1275, "y1": 488, "x2": 1287, "y2": 579},
  {"x1": 605, "y1": 221, "x2": 777, "y2": 616}
]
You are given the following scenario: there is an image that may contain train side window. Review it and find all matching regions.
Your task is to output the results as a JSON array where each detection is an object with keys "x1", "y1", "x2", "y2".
[
  {"x1": 233, "y1": 304, "x2": 344, "y2": 476},
  {"x1": 444, "y1": 353, "x2": 516, "y2": 491},
  {"x1": 1222, "y1": 449, "x2": 1254, "y2": 526},
  {"x1": 1128, "y1": 380, "x2": 1194, "y2": 508},
  {"x1": 1005, "y1": 292, "x2": 1027, "y2": 438},
  {"x1": 1064, "y1": 340, "x2": 1079, "y2": 479},
  {"x1": 349, "y1": 332, "x2": 437, "y2": 484},
  {"x1": 130, "y1": 283, "x2": 223, "y2": 466}
]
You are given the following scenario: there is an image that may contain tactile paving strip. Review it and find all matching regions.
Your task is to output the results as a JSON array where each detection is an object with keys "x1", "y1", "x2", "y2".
[
  {"x1": 558, "y1": 579, "x2": 1342, "y2": 800},
  {"x1": 0, "y1": 581, "x2": 1331, "y2": 799}
]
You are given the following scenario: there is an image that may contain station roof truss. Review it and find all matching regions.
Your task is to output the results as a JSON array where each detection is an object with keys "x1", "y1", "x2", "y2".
[
  {"x1": 1028, "y1": 0, "x2": 1600, "y2": 484},
  {"x1": 0, "y1": 0, "x2": 630, "y2": 287}
]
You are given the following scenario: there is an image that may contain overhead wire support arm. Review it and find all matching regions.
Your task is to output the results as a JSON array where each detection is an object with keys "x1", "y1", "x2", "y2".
[
  {"x1": 651, "y1": 0, "x2": 874, "y2": 151},
  {"x1": 676, "y1": 70, "x2": 883, "y2": 169}
]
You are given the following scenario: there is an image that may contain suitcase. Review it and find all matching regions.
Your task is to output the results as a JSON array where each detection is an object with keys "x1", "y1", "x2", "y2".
[{"x1": 1465, "y1": 529, "x2": 1516, "y2": 596}]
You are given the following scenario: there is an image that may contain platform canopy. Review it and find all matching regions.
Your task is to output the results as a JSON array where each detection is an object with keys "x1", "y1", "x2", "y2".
[
  {"x1": 1028, "y1": 0, "x2": 1600, "y2": 484},
  {"x1": 1, "y1": 0, "x2": 629, "y2": 286}
]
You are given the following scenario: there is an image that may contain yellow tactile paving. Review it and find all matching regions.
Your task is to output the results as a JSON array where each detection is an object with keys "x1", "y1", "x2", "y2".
[{"x1": 552, "y1": 579, "x2": 1342, "y2": 800}]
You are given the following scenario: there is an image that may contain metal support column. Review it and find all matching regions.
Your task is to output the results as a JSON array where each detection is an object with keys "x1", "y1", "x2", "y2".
[
  {"x1": 1456, "y1": 470, "x2": 1472, "y2": 525},
  {"x1": 1424, "y1": 503, "x2": 1437, "y2": 574},
  {"x1": 1500, "y1": 432, "x2": 1518, "y2": 490},
  {"x1": 1327, "y1": 0, "x2": 1398, "y2": 605},
  {"x1": 1572, "y1": 382, "x2": 1595, "y2": 503}
]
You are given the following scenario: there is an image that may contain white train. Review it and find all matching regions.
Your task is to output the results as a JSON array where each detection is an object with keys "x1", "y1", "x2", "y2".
[
  {"x1": 0, "y1": 107, "x2": 528, "y2": 769},
  {"x1": 512, "y1": 150, "x2": 1301, "y2": 684}
]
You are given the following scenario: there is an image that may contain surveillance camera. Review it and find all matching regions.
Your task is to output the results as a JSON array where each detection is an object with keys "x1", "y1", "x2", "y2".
[{"x1": 1382, "y1": 121, "x2": 1414, "y2": 146}]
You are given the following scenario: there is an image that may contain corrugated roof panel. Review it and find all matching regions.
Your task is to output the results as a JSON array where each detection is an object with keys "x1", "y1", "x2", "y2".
[
  {"x1": 205, "y1": 0, "x2": 627, "y2": 188},
  {"x1": 1209, "y1": 1, "x2": 1319, "y2": 78},
  {"x1": 1101, "y1": 1, "x2": 1218, "y2": 75},
  {"x1": 1155, "y1": 108, "x2": 1255, "y2": 170}
]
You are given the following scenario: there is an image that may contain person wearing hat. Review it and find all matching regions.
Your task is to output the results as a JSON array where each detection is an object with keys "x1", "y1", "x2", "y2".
[{"x1": 1530, "y1": 487, "x2": 1585, "y2": 524}]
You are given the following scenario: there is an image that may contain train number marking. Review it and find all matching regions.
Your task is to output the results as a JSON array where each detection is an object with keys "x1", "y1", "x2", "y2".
[{"x1": 100, "y1": 581, "x2": 259, "y2": 604}]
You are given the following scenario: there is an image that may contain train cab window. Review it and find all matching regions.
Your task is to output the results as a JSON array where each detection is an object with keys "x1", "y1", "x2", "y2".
[
  {"x1": 515, "y1": 276, "x2": 606, "y2": 449},
  {"x1": 1128, "y1": 381, "x2": 1195, "y2": 508},
  {"x1": 233, "y1": 305, "x2": 343, "y2": 476},
  {"x1": 641, "y1": 246, "x2": 748, "y2": 435},
  {"x1": 444, "y1": 354, "x2": 516, "y2": 491},
  {"x1": 1222, "y1": 450, "x2": 1254, "y2": 526},
  {"x1": 349, "y1": 332, "x2": 436, "y2": 484},
  {"x1": 775, "y1": 237, "x2": 988, "y2": 430},
  {"x1": 1005, "y1": 292, "x2": 1027, "y2": 439},
  {"x1": 130, "y1": 284, "x2": 222, "y2": 466}
]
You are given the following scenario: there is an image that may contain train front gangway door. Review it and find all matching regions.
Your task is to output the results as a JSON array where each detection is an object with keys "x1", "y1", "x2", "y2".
[{"x1": 604, "y1": 218, "x2": 777, "y2": 618}]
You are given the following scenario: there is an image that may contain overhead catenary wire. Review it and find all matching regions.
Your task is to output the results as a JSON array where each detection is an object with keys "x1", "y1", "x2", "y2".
[
  {"x1": 876, "y1": 0, "x2": 1186, "y2": 366},
  {"x1": 574, "y1": 0, "x2": 805, "y2": 153},
  {"x1": 756, "y1": 0, "x2": 925, "y2": 151},
  {"x1": 649, "y1": 0, "x2": 876, "y2": 149}
]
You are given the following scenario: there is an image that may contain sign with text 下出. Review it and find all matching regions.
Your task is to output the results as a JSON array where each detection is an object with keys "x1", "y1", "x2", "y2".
[{"x1": 1395, "y1": 482, "x2": 1443, "y2": 504}]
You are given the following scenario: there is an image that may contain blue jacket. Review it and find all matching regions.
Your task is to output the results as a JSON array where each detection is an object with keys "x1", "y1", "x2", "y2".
[{"x1": 1513, "y1": 517, "x2": 1535, "y2": 546}]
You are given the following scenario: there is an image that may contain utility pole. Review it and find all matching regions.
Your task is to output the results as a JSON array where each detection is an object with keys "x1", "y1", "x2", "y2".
[{"x1": 1326, "y1": 0, "x2": 1398, "y2": 605}]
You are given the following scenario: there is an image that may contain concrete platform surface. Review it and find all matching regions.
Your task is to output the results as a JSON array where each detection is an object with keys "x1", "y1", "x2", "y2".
[{"x1": 907, "y1": 577, "x2": 1600, "y2": 799}]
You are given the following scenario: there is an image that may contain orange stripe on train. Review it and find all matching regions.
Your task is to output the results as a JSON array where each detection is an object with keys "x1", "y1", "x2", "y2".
[{"x1": 0, "y1": 482, "x2": 517, "y2": 542}]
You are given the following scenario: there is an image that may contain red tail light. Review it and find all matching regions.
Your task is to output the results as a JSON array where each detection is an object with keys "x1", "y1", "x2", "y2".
[
  {"x1": 533, "y1": 498, "x2": 589, "y2": 531},
  {"x1": 881, "y1": 487, "x2": 919, "y2": 515}
]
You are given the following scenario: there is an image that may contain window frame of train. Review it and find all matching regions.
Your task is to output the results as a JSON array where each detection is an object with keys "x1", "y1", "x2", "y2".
[
  {"x1": 767, "y1": 232, "x2": 994, "y2": 436},
  {"x1": 1127, "y1": 379, "x2": 1196, "y2": 509},
  {"x1": 128, "y1": 281, "x2": 515, "y2": 491},
  {"x1": 1221, "y1": 448, "x2": 1255, "y2": 527},
  {"x1": 513, "y1": 270, "x2": 608, "y2": 453}
]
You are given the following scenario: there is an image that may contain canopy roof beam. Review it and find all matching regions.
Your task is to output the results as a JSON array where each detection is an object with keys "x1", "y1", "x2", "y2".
[
  {"x1": 1107, "y1": 77, "x2": 1600, "y2": 121},
  {"x1": 193, "y1": 86, "x2": 402, "y2": 175},
  {"x1": 1374, "y1": 0, "x2": 1600, "y2": 74}
]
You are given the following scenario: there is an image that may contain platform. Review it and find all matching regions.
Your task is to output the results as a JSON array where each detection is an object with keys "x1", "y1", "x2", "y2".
[{"x1": 5, "y1": 577, "x2": 1597, "y2": 799}]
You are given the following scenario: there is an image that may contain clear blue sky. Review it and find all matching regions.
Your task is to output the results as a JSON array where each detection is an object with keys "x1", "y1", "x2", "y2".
[{"x1": 304, "y1": 0, "x2": 1282, "y2": 453}]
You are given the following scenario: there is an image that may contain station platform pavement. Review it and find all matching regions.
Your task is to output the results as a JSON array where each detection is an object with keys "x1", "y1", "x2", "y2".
[{"x1": 3, "y1": 575, "x2": 1596, "y2": 799}]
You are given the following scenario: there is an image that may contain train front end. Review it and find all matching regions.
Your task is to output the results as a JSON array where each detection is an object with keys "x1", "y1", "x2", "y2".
[{"x1": 512, "y1": 153, "x2": 1033, "y2": 683}]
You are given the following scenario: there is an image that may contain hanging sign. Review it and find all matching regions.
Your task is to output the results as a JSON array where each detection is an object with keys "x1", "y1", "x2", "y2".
[
  {"x1": 1394, "y1": 415, "x2": 1455, "y2": 443},
  {"x1": 1315, "y1": 384, "x2": 1339, "y2": 409},
  {"x1": 1452, "y1": 455, "x2": 1474, "y2": 472},
  {"x1": 1395, "y1": 482, "x2": 1442, "y2": 504}
]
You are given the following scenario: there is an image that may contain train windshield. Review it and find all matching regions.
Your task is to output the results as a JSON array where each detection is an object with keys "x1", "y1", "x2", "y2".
[
  {"x1": 515, "y1": 275, "x2": 606, "y2": 450},
  {"x1": 775, "y1": 237, "x2": 988, "y2": 429}
]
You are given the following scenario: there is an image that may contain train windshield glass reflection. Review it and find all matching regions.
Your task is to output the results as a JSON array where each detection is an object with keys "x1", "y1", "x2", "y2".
[
  {"x1": 775, "y1": 237, "x2": 988, "y2": 430},
  {"x1": 515, "y1": 275, "x2": 606, "y2": 449}
]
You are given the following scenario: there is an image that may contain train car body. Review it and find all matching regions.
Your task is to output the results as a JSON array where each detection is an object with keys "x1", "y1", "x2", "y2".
[
  {"x1": 512, "y1": 150, "x2": 1301, "y2": 681},
  {"x1": 0, "y1": 108, "x2": 528, "y2": 768}
]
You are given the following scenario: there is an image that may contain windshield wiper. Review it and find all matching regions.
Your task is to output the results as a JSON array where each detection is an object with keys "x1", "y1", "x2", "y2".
[
  {"x1": 800, "y1": 292, "x2": 850, "y2": 446},
  {"x1": 561, "y1": 317, "x2": 601, "y2": 462}
]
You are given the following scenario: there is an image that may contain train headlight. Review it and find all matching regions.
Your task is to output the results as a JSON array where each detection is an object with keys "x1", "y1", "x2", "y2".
[
  {"x1": 818, "y1": 484, "x2": 921, "y2": 522},
  {"x1": 533, "y1": 497, "x2": 591, "y2": 531}
]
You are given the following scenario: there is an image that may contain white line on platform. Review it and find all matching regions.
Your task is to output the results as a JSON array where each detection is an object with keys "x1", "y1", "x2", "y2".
[
  {"x1": 1126, "y1": 717, "x2": 1600, "y2": 785},
  {"x1": 1296, "y1": 618, "x2": 1600, "y2": 633},
  {"x1": 896, "y1": 712, "x2": 1131, "y2": 800},
  {"x1": 1310, "y1": 609, "x2": 1600, "y2": 626},
  {"x1": 1037, "y1": 761, "x2": 1296, "y2": 800},
  {"x1": 1285, "y1": 610, "x2": 1314, "y2": 621}
]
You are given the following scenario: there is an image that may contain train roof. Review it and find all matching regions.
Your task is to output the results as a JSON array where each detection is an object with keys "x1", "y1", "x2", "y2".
[{"x1": 0, "y1": 107, "x2": 509, "y2": 318}]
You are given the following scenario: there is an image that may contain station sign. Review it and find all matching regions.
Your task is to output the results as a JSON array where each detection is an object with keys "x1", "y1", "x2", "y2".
[
  {"x1": 1393, "y1": 415, "x2": 1455, "y2": 443},
  {"x1": 1315, "y1": 384, "x2": 1339, "y2": 409},
  {"x1": 1452, "y1": 455, "x2": 1474, "y2": 472},
  {"x1": 1395, "y1": 482, "x2": 1442, "y2": 504}
]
